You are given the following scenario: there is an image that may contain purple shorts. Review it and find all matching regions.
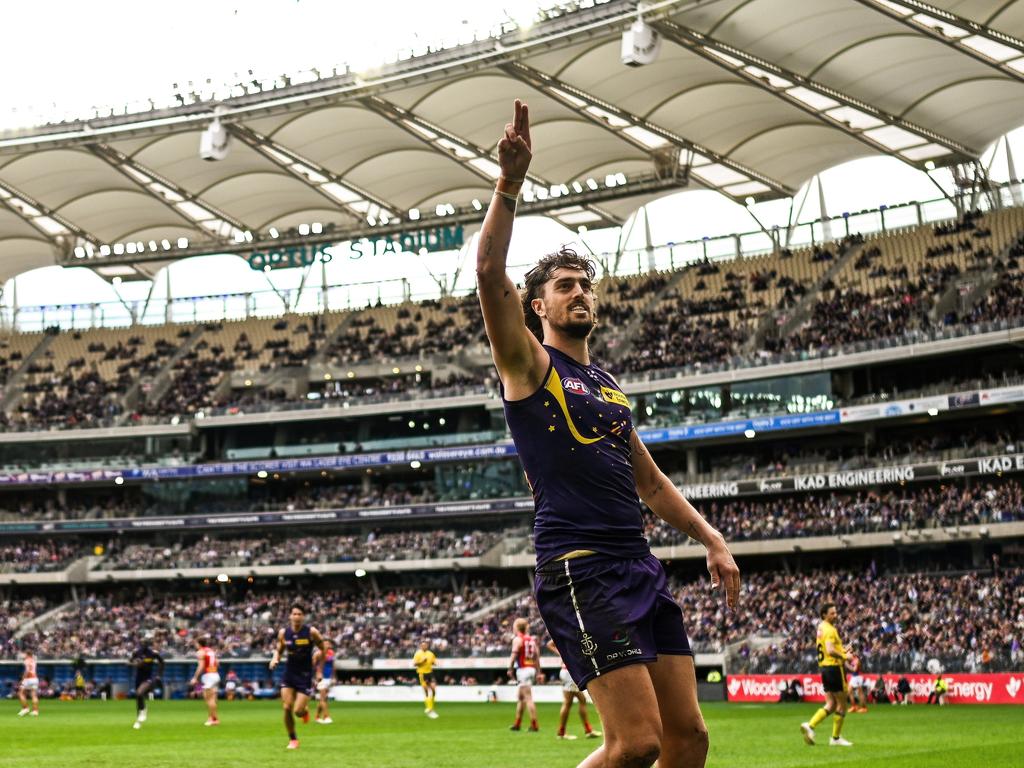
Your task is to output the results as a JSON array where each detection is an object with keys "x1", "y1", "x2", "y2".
[{"x1": 535, "y1": 553, "x2": 692, "y2": 691}]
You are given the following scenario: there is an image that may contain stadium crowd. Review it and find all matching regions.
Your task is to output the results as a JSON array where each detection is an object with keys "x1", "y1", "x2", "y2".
[
  {"x1": 729, "y1": 563, "x2": 1023, "y2": 674},
  {"x1": 0, "y1": 210, "x2": 1019, "y2": 431},
  {"x1": 99, "y1": 528, "x2": 505, "y2": 570},
  {"x1": 5, "y1": 564, "x2": 1019, "y2": 674}
]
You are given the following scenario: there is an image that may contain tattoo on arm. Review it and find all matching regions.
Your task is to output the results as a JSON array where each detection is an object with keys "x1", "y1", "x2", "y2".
[
  {"x1": 484, "y1": 234, "x2": 492, "y2": 257},
  {"x1": 685, "y1": 521, "x2": 700, "y2": 539},
  {"x1": 648, "y1": 479, "x2": 665, "y2": 498}
]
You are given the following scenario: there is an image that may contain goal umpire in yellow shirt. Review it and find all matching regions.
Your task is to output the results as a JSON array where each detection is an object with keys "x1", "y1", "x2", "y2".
[
  {"x1": 413, "y1": 641, "x2": 439, "y2": 719},
  {"x1": 800, "y1": 602, "x2": 853, "y2": 747}
]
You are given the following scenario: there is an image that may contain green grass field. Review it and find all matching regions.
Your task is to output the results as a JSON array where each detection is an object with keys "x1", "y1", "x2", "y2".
[{"x1": 3, "y1": 700, "x2": 1021, "y2": 767}]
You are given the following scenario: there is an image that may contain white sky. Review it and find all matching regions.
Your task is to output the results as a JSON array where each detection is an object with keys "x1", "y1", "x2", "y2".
[
  {"x1": 0, "y1": 0, "x2": 550, "y2": 130},
  {"x1": 3, "y1": 2, "x2": 1024, "y2": 328}
]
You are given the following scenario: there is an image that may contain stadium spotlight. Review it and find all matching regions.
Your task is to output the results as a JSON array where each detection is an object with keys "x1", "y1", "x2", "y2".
[
  {"x1": 410, "y1": 460, "x2": 422, "y2": 469},
  {"x1": 743, "y1": 429, "x2": 756, "y2": 439},
  {"x1": 925, "y1": 160, "x2": 936, "y2": 170},
  {"x1": 199, "y1": 117, "x2": 230, "y2": 161},
  {"x1": 438, "y1": 418, "x2": 446, "y2": 426},
  {"x1": 114, "y1": 476, "x2": 125, "y2": 485},
  {"x1": 354, "y1": 568, "x2": 367, "y2": 578},
  {"x1": 621, "y1": 4, "x2": 662, "y2": 67},
  {"x1": 927, "y1": 407, "x2": 939, "y2": 416},
  {"x1": 257, "y1": 470, "x2": 268, "y2": 479},
  {"x1": 216, "y1": 573, "x2": 229, "y2": 583}
]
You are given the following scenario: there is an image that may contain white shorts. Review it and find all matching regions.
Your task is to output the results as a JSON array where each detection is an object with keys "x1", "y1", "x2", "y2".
[
  {"x1": 21, "y1": 677, "x2": 39, "y2": 691},
  {"x1": 848, "y1": 675, "x2": 863, "y2": 689},
  {"x1": 316, "y1": 679, "x2": 331, "y2": 692},
  {"x1": 559, "y1": 668, "x2": 579, "y2": 693},
  {"x1": 201, "y1": 672, "x2": 221, "y2": 690},
  {"x1": 516, "y1": 668, "x2": 537, "y2": 688}
]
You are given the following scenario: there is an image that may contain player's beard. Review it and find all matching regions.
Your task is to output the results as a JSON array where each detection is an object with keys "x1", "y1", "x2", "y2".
[{"x1": 552, "y1": 311, "x2": 596, "y2": 339}]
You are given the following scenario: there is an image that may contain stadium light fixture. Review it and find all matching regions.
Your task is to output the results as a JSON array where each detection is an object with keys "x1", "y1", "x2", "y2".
[
  {"x1": 112, "y1": 277, "x2": 122, "y2": 286},
  {"x1": 268, "y1": 227, "x2": 279, "y2": 239},
  {"x1": 744, "y1": 429, "x2": 756, "y2": 439},
  {"x1": 578, "y1": 226, "x2": 588, "y2": 234},
  {"x1": 438, "y1": 418, "x2": 446, "y2": 426},
  {"x1": 927, "y1": 407, "x2": 939, "y2": 416},
  {"x1": 298, "y1": 223, "x2": 310, "y2": 236},
  {"x1": 354, "y1": 569, "x2": 367, "y2": 578},
  {"x1": 114, "y1": 476, "x2": 124, "y2": 486},
  {"x1": 408, "y1": 420, "x2": 416, "y2": 428},
  {"x1": 257, "y1": 470, "x2": 268, "y2": 479},
  {"x1": 324, "y1": 373, "x2": 332, "y2": 381},
  {"x1": 216, "y1": 573, "x2": 229, "y2": 583},
  {"x1": 410, "y1": 460, "x2": 422, "y2": 469},
  {"x1": 311, "y1": 222, "x2": 323, "y2": 234},
  {"x1": 409, "y1": 208, "x2": 420, "y2": 220}
]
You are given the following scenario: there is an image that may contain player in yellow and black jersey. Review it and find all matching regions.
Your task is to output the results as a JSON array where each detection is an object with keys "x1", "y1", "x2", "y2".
[
  {"x1": 413, "y1": 641, "x2": 439, "y2": 719},
  {"x1": 800, "y1": 602, "x2": 853, "y2": 747}
]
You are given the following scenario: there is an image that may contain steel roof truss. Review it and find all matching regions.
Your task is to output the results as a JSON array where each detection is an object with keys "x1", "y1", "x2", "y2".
[
  {"x1": 361, "y1": 95, "x2": 624, "y2": 228},
  {"x1": 0, "y1": 178, "x2": 101, "y2": 256},
  {"x1": 501, "y1": 61, "x2": 794, "y2": 200},
  {"x1": 227, "y1": 123, "x2": 400, "y2": 228},
  {"x1": 655, "y1": 19, "x2": 977, "y2": 166},
  {"x1": 89, "y1": 143, "x2": 251, "y2": 244},
  {"x1": 854, "y1": 0, "x2": 1024, "y2": 82}
]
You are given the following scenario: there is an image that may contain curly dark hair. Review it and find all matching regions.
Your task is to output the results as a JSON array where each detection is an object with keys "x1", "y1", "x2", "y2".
[{"x1": 521, "y1": 246, "x2": 596, "y2": 342}]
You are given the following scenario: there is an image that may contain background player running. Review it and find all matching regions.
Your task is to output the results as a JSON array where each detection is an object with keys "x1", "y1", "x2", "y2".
[
  {"x1": 130, "y1": 634, "x2": 165, "y2": 730},
  {"x1": 269, "y1": 603, "x2": 326, "y2": 750},
  {"x1": 477, "y1": 99, "x2": 740, "y2": 768},
  {"x1": 413, "y1": 640, "x2": 440, "y2": 719},
  {"x1": 801, "y1": 602, "x2": 853, "y2": 747},
  {"x1": 547, "y1": 640, "x2": 600, "y2": 741},
  {"x1": 313, "y1": 639, "x2": 335, "y2": 724},
  {"x1": 189, "y1": 636, "x2": 221, "y2": 726},
  {"x1": 507, "y1": 618, "x2": 541, "y2": 732},
  {"x1": 17, "y1": 648, "x2": 39, "y2": 717}
]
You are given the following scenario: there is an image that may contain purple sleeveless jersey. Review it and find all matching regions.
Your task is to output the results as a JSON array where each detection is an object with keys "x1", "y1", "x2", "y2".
[{"x1": 502, "y1": 345, "x2": 651, "y2": 566}]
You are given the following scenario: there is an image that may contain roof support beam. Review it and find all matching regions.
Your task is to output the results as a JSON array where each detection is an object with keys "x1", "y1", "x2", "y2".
[
  {"x1": 360, "y1": 95, "x2": 624, "y2": 228},
  {"x1": 654, "y1": 19, "x2": 977, "y2": 167},
  {"x1": 500, "y1": 61, "x2": 795, "y2": 201},
  {"x1": 89, "y1": 144, "x2": 252, "y2": 245},
  {"x1": 853, "y1": 0, "x2": 1024, "y2": 82},
  {"x1": 0, "y1": 179, "x2": 102, "y2": 257},
  {"x1": 226, "y1": 124, "x2": 401, "y2": 228}
]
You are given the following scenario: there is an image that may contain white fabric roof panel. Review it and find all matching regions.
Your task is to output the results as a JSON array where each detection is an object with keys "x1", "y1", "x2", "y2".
[
  {"x1": 0, "y1": 0, "x2": 1020, "y2": 283},
  {"x1": 0, "y1": 150, "x2": 136, "y2": 210}
]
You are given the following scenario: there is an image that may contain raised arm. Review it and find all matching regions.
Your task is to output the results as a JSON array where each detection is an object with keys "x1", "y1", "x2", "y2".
[
  {"x1": 476, "y1": 99, "x2": 548, "y2": 394},
  {"x1": 629, "y1": 431, "x2": 741, "y2": 609}
]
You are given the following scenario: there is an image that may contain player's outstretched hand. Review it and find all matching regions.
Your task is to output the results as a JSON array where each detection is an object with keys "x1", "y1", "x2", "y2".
[
  {"x1": 707, "y1": 539, "x2": 741, "y2": 609},
  {"x1": 497, "y1": 99, "x2": 533, "y2": 181}
]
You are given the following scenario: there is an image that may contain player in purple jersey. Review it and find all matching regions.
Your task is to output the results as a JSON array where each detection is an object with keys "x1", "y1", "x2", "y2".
[{"x1": 476, "y1": 100, "x2": 741, "y2": 768}]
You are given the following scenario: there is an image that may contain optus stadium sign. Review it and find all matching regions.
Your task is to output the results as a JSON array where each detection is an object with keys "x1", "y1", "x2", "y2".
[{"x1": 245, "y1": 224, "x2": 464, "y2": 271}]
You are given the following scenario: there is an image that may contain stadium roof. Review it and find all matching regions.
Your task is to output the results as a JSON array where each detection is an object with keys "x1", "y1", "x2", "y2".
[{"x1": 1, "y1": 0, "x2": 1023, "y2": 283}]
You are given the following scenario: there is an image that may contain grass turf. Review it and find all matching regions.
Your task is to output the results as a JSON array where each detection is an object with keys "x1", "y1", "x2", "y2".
[{"x1": 2, "y1": 699, "x2": 1021, "y2": 767}]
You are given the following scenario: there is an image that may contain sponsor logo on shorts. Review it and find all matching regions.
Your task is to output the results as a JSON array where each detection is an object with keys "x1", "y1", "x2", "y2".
[
  {"x1": 605, "y1": 648, "x2": 643, "y2": 662},
  {"x1": 579, "y1": 632, "x2": 598, "y2": 657},
  {"x1": 562, "y1": 377, "x2": 590, "y2": 396}
]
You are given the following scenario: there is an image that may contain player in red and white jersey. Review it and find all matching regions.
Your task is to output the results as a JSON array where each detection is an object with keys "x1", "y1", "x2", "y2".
[
  {"x1": 546, "y1": 640, "x2": 600, "y2": 741},
  {"x1": 189, "y1": 636, "x2": 221, "y2": 726},
  {"x1": 846, "y1": 652, "x2": 868, "y2": 713},
  {"x1": 507, "y1": 618, "x2": 541, "y2": 732},
  {"x1": 17, "y1": 649, "x2": 39, "y2": 717}
]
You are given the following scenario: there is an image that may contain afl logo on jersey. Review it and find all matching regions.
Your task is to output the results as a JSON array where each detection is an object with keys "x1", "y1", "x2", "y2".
[{"x1": 561, "y1": 377, "x2": 590, "y2": 396}]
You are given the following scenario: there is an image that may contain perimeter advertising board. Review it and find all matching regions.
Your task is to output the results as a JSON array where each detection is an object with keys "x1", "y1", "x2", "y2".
[{"x1": 726, "y1": 673, "x2": 1024, "y2": 705}]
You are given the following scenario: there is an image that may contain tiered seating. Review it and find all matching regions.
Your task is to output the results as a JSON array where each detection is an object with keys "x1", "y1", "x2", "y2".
[
  {"x1": 620, "y1": 242, "x2": 836, "y2": 372},
  {"x1": 11, "y1": 325, "x2": 182, "y2": 429},
  {"x1": 786, "y1": 208, "x2": 1024, "y2": 352},
  {"x1": 142, "y1": 313, "x2": 331, "y2": 416}
]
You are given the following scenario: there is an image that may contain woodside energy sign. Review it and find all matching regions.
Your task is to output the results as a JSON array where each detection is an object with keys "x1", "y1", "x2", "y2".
[{"x1": 246, "y1": 225, "x2": 464, "y2": 271}]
